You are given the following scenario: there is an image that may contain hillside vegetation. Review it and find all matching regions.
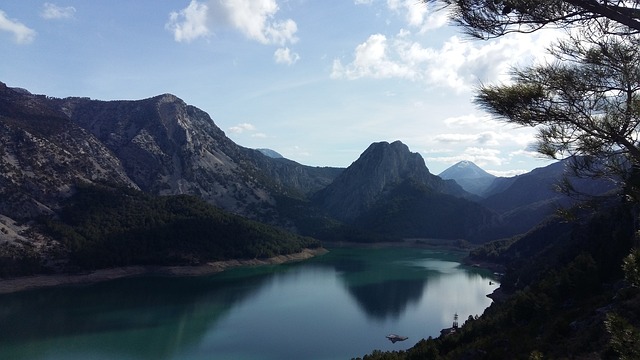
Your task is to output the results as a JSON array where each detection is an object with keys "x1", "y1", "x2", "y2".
[
  {"x1": 354, "y1": 200, "x2": 640, "y2": 359},
  {"x1": 0, "y1": 183, "x2": 319, "y2": 276}
]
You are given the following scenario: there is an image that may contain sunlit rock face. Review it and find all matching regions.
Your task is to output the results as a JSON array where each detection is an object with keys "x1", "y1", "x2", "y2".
[
  {"x1": 0, "y1": 81, "x2": 342, "y2": 246},
  {"x1": 0, "y1": 82, "x2": 137, "y2": 220}
]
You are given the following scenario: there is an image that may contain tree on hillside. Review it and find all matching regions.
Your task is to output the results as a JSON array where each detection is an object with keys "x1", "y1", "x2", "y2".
[
  {"x1": 424, "y1": 0, "x2": 640, "y2": 38},
  {"x1": 474, "y1": 22, "x2": 640, "y2": 191}
]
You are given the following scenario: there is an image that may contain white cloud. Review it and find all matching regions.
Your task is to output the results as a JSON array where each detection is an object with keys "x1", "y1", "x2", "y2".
[
  {"x1": 386, "y1": 0, "x2": 447, "y2": 33},
  {"x1": 167, "y1": 0, "x2": 298, "y2": 46},
  {"x1": 263, "y1": 18, "x2": 298, "y2": 46},
  {"x1": 332, "y1": 30, "x2": 558, "y2": 92},
  {"x1": 228, "y1": 123, "x2": 257, "y2": 133},
  {"x1": 387, "y1": 0, "x2": 426, "y2": 27},
  {"x1": 510, "y1": 148, "x2": 543, "y2": 159},
  {"x1": 433, "y1": 133, "x2": 477, "y2": 143},
  {"x1": 354, "y1": 0, "x2": 374, "y2": 4},
  {"x1": 274, "y1": 47, "x2": 300, "y2": 65},
  {"x1": 331, "y1": 34, "x2": 417, "y2": 80},
  {"x1": 426, "y1": 146, "x2": 503, "y2": 169},
  {"x1": 487, "y1": 169, "x2": 528, "y2": 177},
  {"x1": 166, "y1": 0, "x2": 210, "y2": 43},
  {"x1": 433, "y1": 132, "x2": 501, "y2": 146},
  {"x1": 41, "y1": 3, "x2": 76, "y2": 20},
  {"x1": 218, "y1": 0, "x2": 297, "y2": 45},
  {"x1": 465, "y1": 146, "x2": 501, "y2": 158},
  {"x1": 444, "y1": 114, "x2": 499, "y2": 129},
  {"x1": 0, "y1": 10, "x2": 36, "y2": 44},
  {"x1": 509, "y1": 132, "x2": 539, "y2": 147},
  {"x1": 476, "y1": 132, "x2": 500, "y2": 146}
]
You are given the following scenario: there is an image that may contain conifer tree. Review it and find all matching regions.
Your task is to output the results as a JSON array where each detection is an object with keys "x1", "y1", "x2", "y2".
[
  {"x1": 424, "y1": 0, "x2": 640, "y2": 39},
  {"x1": 475, "y1": 22, "x2": 640, "y2": 184}
]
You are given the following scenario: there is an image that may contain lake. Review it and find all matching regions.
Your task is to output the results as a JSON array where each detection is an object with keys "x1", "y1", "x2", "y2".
[{"x1": 0, "y1": 247, "x2": 497, "y2": 360}]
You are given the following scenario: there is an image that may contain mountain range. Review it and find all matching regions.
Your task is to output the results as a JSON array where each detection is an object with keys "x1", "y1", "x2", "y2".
[{"x1": 0, "y1": 81, "x2": 617, "y2": 274}]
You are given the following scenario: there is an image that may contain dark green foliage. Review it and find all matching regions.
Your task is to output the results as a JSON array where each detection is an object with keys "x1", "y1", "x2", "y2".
[
  {"x1": 623, "y1": 248, "x2": 640, "y2": 287},
  {"x1": 353, "y1": 179, "x2": 496, "y2": 242},
  {"x1": 0, "y1": 241, "x2": 45, "y2": 277},
  {"x1": 274, "y1": 195, "x2": 395, "y2": 243},
  {"x1": 605, "y1": 313, "x2": 640, "y2": 360},
  {"x1": 41, "y1": 184, "x2": 319, "y2": 270},
  {"x1": 423, "y1": 0, "x2": 640, "y2": 40},
  {"x1": 475, "y1": 28, "x2": 640, "y2": 185},
  {"x1": 357, "y1": 201, "x2": 640, "y2": 359},
  {"x1": 468, "y1": 237, "x2": 517, "y2": 262},
  {"x1": 351, "y1": 349, "x2": 407, "y2": 360}
]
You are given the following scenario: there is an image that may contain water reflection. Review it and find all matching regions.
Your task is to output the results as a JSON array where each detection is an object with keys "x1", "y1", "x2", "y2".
[
  {"x1": 0, "y1": 247, "x2": 496, "y2": 360},
  {"x1": 0, "y1": 269, "x2": 278, "y2": 359},
  {"x1": 346, "y1": 278, "x2": 427, "y2": 320},
  {"x1": 313, "y1": 247, "x2": 451, "y2": 321}
]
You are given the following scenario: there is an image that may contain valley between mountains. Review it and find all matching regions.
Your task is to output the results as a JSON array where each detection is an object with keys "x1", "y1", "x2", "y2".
[
  {"x1": 4, "y1": 81, "x2": 640, "y2": 359},
  {"x1": 0, "y1": 81, "x2": 614, "y2": 277}
]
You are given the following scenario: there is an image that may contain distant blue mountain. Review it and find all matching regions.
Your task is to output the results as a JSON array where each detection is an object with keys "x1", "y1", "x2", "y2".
[
  {"x1": 256, "y1": 148, "x2": 284, "y2": 159},
  {"x1": 439, "y1": 161, "x2": 496, "y2": 196}
]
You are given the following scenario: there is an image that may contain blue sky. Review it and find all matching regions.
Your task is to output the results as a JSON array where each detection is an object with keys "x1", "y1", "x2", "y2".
[{"x1": 0, "y1": 1, "x2": 560, "y2": 176}]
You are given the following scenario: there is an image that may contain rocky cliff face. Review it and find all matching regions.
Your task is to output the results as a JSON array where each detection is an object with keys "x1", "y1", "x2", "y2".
[
  {"x1": 56, "y1": 94, "x2": 342, "y2": 213},
  {"x1": 3, "y1": 81, "x2": 595, "y2": 252},
  {"x1": 0, "y1": 82, "x2": 342, "y2": 247},
  {"x1": 313, "y1": 140, "x2": 467, "y2": 221},
  {"x1": 0, "y1": 82, "x2": 136, "y2": 221},
  {"x1": 55, "y1": 94, "x2": 276, "y2": 215}
]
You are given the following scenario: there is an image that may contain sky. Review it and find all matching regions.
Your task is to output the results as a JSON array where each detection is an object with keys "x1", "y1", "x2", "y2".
[{"x1": 0, "y1": 1, "x2": 562, "y2": 176}]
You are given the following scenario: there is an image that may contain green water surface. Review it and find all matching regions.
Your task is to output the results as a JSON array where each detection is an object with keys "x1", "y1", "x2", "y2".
[{"x1": 0, "y1": 247, "x2": 497, "y2": 360}]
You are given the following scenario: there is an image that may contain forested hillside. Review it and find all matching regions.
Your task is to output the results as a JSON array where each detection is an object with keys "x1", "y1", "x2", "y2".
[
  {"x1": 0, "y1": 183, "x2": 319, "y2": 276},
  {"x1": 355, "y1": 199, "x2": 640, "y2": 359}
]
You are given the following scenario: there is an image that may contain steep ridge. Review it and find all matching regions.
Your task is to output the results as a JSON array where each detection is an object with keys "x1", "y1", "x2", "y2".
[
  {"x1": 0, "y1": 82, "x2": 343, "y2": 243},
  {"x1": 56, "y1": 94, "x2": 339, "y2": 216},
  {"x1": 0, "y1": 82, "x2": 137, "y2": 220},
  {"x1": 480, "y1": 159, "x2": 618, "y2": 238},
  {"x1": 313, "y1": 141, "x2": 467, "y2": 221},
  {"x1": 0, "y1": 82, "x2": 334, "y2": 275},
  {"x1": 312, "y1": 141, "x2": 500, "y2": 241}
]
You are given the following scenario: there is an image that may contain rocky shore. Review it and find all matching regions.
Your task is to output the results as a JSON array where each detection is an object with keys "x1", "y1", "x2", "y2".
[{"x1": 0, "y1": 247, "x2": 328, "y2": 294}]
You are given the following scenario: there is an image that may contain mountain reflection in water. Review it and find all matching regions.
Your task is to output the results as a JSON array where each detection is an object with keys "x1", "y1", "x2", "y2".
[{"x1": 0, "y1": 247, "x2": 496, "y2": 360}]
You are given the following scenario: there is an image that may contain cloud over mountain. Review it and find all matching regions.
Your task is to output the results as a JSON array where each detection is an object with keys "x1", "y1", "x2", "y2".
[
  {"x1": 332, "y1": 28, "x2": 558, "y2": 92},
  {"x1": 0, "y1": 10, "x2": 36, "y2": 44},
  {"x1": 166, "y1": 0, "x2": 298, "y2": 46}
]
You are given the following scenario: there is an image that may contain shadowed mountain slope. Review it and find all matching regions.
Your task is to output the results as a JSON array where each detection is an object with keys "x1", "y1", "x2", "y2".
[{"x1": 313, "y1": 141, "x2": 499, "y2": 241}]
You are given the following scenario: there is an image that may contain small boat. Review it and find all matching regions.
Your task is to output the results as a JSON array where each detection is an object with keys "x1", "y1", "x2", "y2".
[{"x1": 386, "y1": 334, "x2": 408, "y2": 343}]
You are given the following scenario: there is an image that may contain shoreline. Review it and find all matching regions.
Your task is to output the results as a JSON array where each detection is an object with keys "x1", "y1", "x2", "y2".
[
  {"x1": 0, "y1": 247, "x2": 328, "y2": 295},
  {"x1": 324, "y1": 238, "x2": 474, "y2": 252}
]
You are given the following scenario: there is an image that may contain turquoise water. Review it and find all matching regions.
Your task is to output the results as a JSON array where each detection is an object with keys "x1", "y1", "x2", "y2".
[{"x1": 0, "y1": 247, "x2": 497, "y2": 360}]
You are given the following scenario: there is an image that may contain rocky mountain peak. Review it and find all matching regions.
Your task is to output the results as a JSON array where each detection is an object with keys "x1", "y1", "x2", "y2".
[
  {"x1": 439, "y1": 160, "x2": 495, "y2": 180},
  {"x1": 438, "y1": 161, "x2": 496, "y2": 196},
  {"x1": 352, "y1": 140, "x2": 430, "y2": 181},
  {"x1": 314, "y1": 140, "x2": 465, "y2": 221},
  {"x1": 155, "y1": 93, "x2": 180, "y2": 103}
]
